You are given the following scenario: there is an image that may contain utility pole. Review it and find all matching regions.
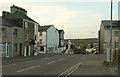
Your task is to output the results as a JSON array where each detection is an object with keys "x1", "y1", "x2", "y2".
[{"x1": 109, "y1": 0, "x2": 113, "y2": 63}]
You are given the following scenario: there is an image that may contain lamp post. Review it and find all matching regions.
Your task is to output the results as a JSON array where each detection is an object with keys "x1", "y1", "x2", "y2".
[{"x1": 109, "y1": 0, "x2": 113, "y2": 63}]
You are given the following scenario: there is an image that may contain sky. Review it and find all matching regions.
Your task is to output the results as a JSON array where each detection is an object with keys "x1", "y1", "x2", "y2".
[{"x1": 0, "y1": 0, "x2": 119, "y2": 39}]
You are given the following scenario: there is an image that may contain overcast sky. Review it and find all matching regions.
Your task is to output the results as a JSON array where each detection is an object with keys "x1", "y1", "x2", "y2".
[{"x1": 0, "y1": 0, "x2": 119, "y2": 39}]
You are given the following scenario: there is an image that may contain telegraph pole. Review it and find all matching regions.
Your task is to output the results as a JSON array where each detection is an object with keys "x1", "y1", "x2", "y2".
[{"x1": 109, "y1": 0, "x2": 113, "y2": 63}]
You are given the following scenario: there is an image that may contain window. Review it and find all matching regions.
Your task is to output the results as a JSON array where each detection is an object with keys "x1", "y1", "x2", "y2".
[
  {"x1": 2, "y1": 43, "x2": 6, "y2": 52},
  {"x1": 40, "y1": 32, "x2": 42, "y2": 36},
  {"x1": 115, "y1": 42, "x2": 118, "y2": 48},
  {"x1": 1, "y1": 28, "x2": 6, "y2": 37},
  {"x1": 35, "y1": 35, "x2": 37, "y2": 40},
  {"x1": 114, "y1": 31, "x2": 118, "y2": 37},
  {"x1": 14, "y1": 29, "x2": 18, "y2": 38},
  {"x1": 25, "y1": 34, "x2": 28, "y2": 41},
  {"x1": 24, "y1": 22, "x2": 28, "y2": 28},
  {"x1": 40, "y1": 39, "x2": 42, "y2": 44},
  {"x1": 14, "y1": 43, "x2": 17, "y2": 52},
  {"x1": 0, "y1": 44, "x2": 2, "y2": 52}
]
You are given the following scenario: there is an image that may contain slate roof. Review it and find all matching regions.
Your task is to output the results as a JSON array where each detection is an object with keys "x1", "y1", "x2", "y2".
[
  {"x1": 39, "y1": 25, "x2": 52, "y2": 32},
  {"x1": 58, "y1": 30, "x2": 64, "y2": 34},
  {"x1": 0, "y1": 17, "x2": 12, "y2": 27},
  {"x1": 102, "y1": 20, "x2": 120, "y2": 29},
  {"x1": 3, "y1": 11, "x2": 37, "y2": 23},
  {"x1": 0, "y1": 16, "x2": 23, "y2": 28}
]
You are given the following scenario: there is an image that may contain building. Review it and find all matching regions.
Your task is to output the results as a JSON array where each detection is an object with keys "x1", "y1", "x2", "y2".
[
  {"x1": 99, "y1": 20, "x2": 119, "y2": 62},
  {"x1": 38, "y1": 25, "x2": 59, "y2": 54},
  {"x1": 0, "y1": 5, "x2": 40, "y2": 57},
  {"x1": 58, "y1": 30, "x2": 65, "y2": 53}
]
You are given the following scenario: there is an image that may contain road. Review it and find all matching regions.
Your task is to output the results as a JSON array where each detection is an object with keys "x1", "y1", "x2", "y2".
[{"x1": 2, "y1": 54, "x2": 118, "y2": 76}]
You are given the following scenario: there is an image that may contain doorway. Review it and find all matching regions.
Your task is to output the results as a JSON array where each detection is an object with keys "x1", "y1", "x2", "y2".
[
  {"x1": 6, "y1": 43, "x2": 10, "y2": 58},
  {"x1": 20, "y1": 43, "x2": 22, "y2": 56}
]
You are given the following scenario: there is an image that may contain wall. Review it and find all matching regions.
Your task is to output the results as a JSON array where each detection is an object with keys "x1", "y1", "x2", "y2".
[
  {"x1": 47, "y1": 26, "x2": 59, "y2": 53},
  {"x1": 99, "y1": 23, "x2": 105, "y2": 54}
]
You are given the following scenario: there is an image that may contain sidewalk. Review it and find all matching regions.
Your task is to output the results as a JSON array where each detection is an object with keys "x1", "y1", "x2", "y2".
[
  {"x1": 2, "y1": 54, "x2": 63, "y2": 62},
  {"x1": 72, "y1": 60, "x2": 118, "y2": 75}
]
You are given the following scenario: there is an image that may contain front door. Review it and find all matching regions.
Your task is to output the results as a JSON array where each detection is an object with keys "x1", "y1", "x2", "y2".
[
  {"x1": 6, "y1": 43, "x2": 9, "y2": 58},
  {"x1": 20, "y1": 43, "x2": 22, "y2": 56}
]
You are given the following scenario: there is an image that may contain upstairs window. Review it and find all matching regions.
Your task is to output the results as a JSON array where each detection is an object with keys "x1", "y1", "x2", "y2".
[
  {"x1": 1, "y1": 28, "x2": 6, "y2": 37},
  {"x1": 14, "y1": 29, "x2": 18, "y2": 38},
  {"x1": 114, "y1": 31, "x2": 118, "y2": 37},
  {"x1": 40, "y1": 32, "x2": 42, "y2": 36},
  {"x1": 25, "y1": 34, "x2": 28, "y2": 41},
  {"x1": 115, "y1": 41, "x2": 118, "y2": 48},
  {"x1": 24, "y1": 22, "x2": 28, "y2": 28}
]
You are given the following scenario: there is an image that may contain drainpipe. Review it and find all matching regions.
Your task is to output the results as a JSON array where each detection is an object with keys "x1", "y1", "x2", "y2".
[{"x1": 11, "y1": 26, "x2": 14, "y2": 57}]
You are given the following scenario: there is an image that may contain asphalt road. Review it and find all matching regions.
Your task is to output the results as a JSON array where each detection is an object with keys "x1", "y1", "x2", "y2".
[{"x1": 2, "y1": 54, "x2": 118, "y2": 76}]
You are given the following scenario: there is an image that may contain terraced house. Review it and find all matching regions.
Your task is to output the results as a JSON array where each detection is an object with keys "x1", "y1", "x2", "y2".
[{"x1": 0, "y1": 5, "x2": 40, "y2": 58}]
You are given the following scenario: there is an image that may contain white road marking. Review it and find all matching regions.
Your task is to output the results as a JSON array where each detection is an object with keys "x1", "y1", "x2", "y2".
[
  {"x1": 58, "y1": 62, "x2": 82, "y2": 77},
  {"x1": 41, "y1": 58, "x2": 51, "y2": 60},
  {"x1": 25, "y1": 60, "x2": 38, "y2": 63},
  {"x1": 47, "y1": 61, "x2": 56, "y2": 64},
  {"x1": 17, "y1": 65, "x2": 40, "y2": 73},
  {"x1": 58, "y1": 58, "x2": 64, "y2": 61},
  {"x1": 3, "y1": 63, "x2": 18, "y2": 67}
]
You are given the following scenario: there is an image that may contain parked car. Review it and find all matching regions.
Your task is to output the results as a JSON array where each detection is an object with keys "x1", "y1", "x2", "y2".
[
  {"x1": 86, "y1": 48, "x2": 92, "y2": 54},
  {"x1": 93, "y1": 51, "x2": 99, "y2": 54}
]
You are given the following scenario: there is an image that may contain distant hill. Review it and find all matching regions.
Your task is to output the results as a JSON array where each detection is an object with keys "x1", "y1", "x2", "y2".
[{"x1": 65, "y1": 38, "x2": 98, "y2": 46}]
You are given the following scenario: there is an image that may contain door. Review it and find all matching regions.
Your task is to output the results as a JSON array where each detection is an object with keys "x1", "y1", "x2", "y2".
[
  {"x1": 24, "y1": 46, "x2": 27, "y2": 57},
  {"x1": 20, "y1": 43, "x2": 22, "y2": 56},
  {"x1": 6, "y1": 43, "x2": 9, "y2": 58}
]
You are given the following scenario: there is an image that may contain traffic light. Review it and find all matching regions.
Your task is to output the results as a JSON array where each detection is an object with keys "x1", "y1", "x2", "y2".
[{"x1": 29, "y1": 39, "x2": 32, "y2": 45}]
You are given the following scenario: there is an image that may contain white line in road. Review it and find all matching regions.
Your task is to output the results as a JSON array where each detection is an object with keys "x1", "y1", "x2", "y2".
[
  {"x1": 47, "y1": 61, "x2": 56, "y2": 64},
  {"x1": 25, "y1": 60, "x2": 38, "y2": 63},
  {"x1": 17, "y1": 65, "x2": 40, "y2": 73},
  {"x1": 3, "y1": 63, "x2": 18, "y2": 68},
  {"x1": 58, "y1": 58, "x2": 64, "y2": 61},
  {"x1": 41, "y1": 58, "x2": 51, "y2": 60},
  {"x1": 58, "y1": 62, "x2": 82, "y2": 77},
  {"x1": 67, "y1": 63, "x2": 80, "y2": 75}
]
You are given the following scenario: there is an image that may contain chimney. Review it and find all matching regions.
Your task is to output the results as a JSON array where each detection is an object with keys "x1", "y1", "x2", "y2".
[
  {"x1": 10, "y1": 5, "x2": 27, "y2": 15},
  {"x1": 2, "y1": 11, "x2": 10, "y2": 17}
]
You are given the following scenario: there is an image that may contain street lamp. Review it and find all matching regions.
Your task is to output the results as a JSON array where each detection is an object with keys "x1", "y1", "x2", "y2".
[{"x1": 109, "y1": 0, "x2": 113, "y2": 63}]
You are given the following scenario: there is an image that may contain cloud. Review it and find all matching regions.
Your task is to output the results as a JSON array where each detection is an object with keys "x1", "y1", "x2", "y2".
[{"x1": 0, "y1": 1, "x2": 117, "y2": 39}]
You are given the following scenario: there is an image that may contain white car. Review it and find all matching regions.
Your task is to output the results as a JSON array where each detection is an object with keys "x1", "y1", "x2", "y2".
[{"x1": 86, "y1": 49, "x2": 92, "y2": 54}]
